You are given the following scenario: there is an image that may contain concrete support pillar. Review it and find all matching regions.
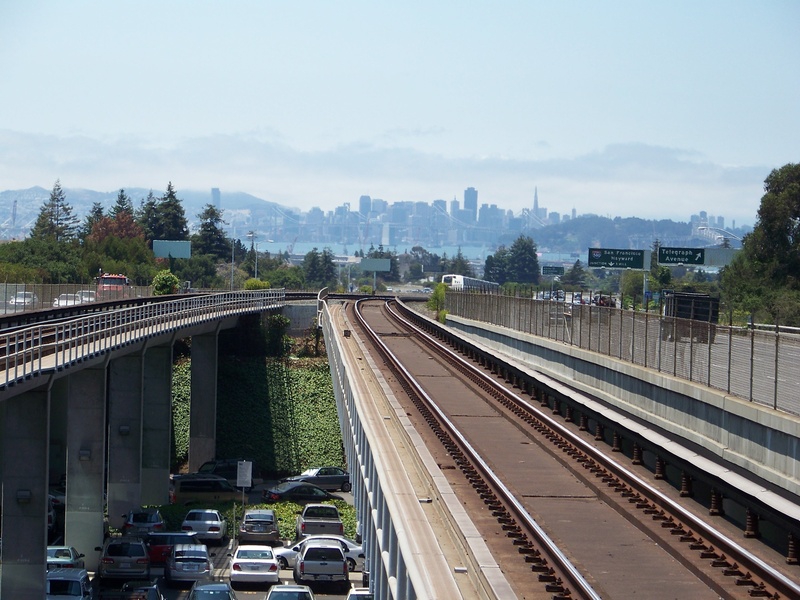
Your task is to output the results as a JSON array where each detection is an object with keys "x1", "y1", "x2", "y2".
[
  {"x1": 49, "y1": 378, "x2": 69, "y2": 488},
  {"x1": 107, "y1": 354, "x2": 144, "y2": 530},
  {"x1": 0, "y1": 387, "x2": 49, "y2": 598},
  {"x1": 142, "y1": 345, "x2": 172, "y2": 505},
  {"x1": 65, "y1": 366, "x2": 107, "y2": 572},
  {"x1": 189, "y1": 333, "x2": 218, "y2": 472}
]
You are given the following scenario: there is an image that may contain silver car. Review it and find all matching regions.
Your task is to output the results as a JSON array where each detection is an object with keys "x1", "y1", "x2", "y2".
[
  {"x1": 95, "y1": 538, "x2": 150, "y2": 583},
  {"x1": 165, "y1": 543, "x2": 213, "y2": 586},
  {"x1": 238, "y1": 509, "x2": 280, "y2": 545}
]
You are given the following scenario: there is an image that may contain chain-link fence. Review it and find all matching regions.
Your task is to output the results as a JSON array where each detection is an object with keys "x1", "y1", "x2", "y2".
[
  {"x1": 446, "y1": 292, "x2": 800, "y2": 416},
  {"x1": 1, "y1": 282, "x2": 152, "y2": 314}
]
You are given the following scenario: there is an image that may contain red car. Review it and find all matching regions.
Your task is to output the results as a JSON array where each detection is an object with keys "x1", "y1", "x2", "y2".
[{"x1": 144, "y1": 531, "x2": 200, "y2": 566}]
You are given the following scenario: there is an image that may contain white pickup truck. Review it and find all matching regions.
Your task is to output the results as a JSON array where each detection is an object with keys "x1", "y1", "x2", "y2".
[
  {"x1": 292, "y1": 539, "x2": 349, "y2": 591},
  {"x1": 295, "y1": 503, "x2": 344, "y2": 539}
]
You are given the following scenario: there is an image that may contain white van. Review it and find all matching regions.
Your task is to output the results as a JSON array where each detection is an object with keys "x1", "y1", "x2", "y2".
[{"x1": 46, "y1": 568, "x2": 93, "y2": 599}]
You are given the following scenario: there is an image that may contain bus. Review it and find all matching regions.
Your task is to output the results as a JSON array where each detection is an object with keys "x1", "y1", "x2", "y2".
[{"x1": 440, "y1": 274, "x2": 500, "y2": 293}]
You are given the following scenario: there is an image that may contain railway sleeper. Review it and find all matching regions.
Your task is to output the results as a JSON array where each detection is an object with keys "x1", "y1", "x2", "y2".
[
  {"x1": 544, "y1": 580, "x2": 566, "y2": 594},
  {"x1": 746, "y1": 584, "x2": 776, "y2": 598},
  {"x1": 537, "y1": 569, "x2": 558, "y2": 582}
]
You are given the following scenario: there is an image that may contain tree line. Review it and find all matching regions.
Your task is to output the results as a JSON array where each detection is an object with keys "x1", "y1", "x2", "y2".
[{"x1": 2, "y1": 164, "x2": 797, "y2": 325}]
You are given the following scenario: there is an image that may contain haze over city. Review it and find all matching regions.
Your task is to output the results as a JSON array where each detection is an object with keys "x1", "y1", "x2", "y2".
[{"x1": 1, "y1": 1, "x2": 798, "y2": 227}]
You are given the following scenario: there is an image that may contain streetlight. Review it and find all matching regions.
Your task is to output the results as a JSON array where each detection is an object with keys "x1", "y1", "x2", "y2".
[
  {"x1": 247, "y1": 231, "x2": 258, "y2": 280},
  {"x1": 230, "y1": 238, "x2": 235, "y2": 291}
]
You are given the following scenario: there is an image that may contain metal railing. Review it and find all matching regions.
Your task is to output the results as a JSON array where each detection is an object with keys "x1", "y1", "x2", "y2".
[
  {"x1": 446, "y1": 293, "x2": 800, "y2": 416},
  {"x1": 1, "y1": 290, "x2": 284, "y2": 390}
]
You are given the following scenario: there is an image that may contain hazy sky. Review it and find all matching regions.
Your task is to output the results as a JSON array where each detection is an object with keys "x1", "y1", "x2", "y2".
[{"x1": 1, "y1": 1, "x2": 797, "y2": 227}]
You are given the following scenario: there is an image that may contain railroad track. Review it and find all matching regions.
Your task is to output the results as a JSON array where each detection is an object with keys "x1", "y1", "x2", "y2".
[{"x1": 352, "y1": 298, "x2": 800, "y2": 600}]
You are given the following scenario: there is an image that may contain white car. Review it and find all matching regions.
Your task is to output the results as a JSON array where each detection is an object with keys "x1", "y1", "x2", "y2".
[
  {"x1": 265, "y1": 585, "x2": 315, "y2": 600},
  {"x1": 181, "y1": 509, "x2": 227, "y2": 544},
  {"x1": 275, "y1": 535, "x2": 364, "y2": 572},
  {"x1": 53, "y1": 294, "x2": 81, "y2": 308},
  {"x1": 228, "y1": 544, "x2": 280, "y2": 586},
  {"x1": 8, "y1": 291, "x2": 37, "y2": 308}
]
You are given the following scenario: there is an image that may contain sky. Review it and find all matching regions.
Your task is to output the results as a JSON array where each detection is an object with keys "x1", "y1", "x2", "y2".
[{"x1": 1, "y1": 1, "x2": 798, "y2": 228}]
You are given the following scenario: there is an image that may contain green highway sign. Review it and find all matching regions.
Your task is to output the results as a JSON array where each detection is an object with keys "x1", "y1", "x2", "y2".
[
  {"x1": 658, "y1": 247, "x2": 705, "y2": 265},
  {"x1": 588, "y1": 248, "x2": 646, "y2": 269},
  {"x1": 542, "y1": 265, "x2": 564, "y2": 275}
]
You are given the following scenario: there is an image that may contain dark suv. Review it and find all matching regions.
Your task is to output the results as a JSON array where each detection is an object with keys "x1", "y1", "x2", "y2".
[
  {"x1": 197, "y1": 458, "x2": 263, "y2": 489},
  {"x1": 171, "y1": 473, "x2": 241, "y2": 505}
]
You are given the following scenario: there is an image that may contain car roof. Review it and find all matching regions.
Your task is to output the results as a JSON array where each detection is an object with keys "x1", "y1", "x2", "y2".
[
  {"x1": 301, "y1": 539, "x2": 344, "y2": 549},
  {"x1": 244, "y1": 509, "x2": 275, "y2": 516},
  {"x1": 46, "y1": 568, "x2": 89, "y2": 579}
]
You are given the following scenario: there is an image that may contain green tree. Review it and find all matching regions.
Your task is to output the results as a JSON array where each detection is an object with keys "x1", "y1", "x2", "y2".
[
  {"x1": 80, "y1": 202, "x2": 105, "y2": 240},
  {"x1": 30, "y1": 180, "x2": 80, "y2": 242},
  {"x1": 441, "y1": 248, "x2": 474, "y2": 278},
  {"x1": 136, "y1": 190, "x2": 159, "y2": 243},
  {"x1": 155, "y1": 182, "x2": 189, "y2": 241},
  {"x1": 192, "y1": 204, "x2": 229, "y2": 261},
  {"x1": 152, "y1": 269, "x2": 180, "y2": 295},
  {"x1": 506, "y1": 235, "x2": 540, "y2": 284},
  {"x1": 721, "y1": 163, "x2": 800, "y2": 324},
  {"x1": 110, "y1": 189, "x2": 134, "y2": 219},
  {"x1": 303, "y1": 247, "x2": 337, "y2": 289},
  {"x1": 484, "y1": 246, "x2": 509, "y2": 284},
  {"x1": 561, "y1": 259, "x2": 586, "y2": 288}
]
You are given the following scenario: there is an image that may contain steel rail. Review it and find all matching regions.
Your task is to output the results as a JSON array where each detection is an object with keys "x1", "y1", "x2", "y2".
[
  {"x1": 392, "y1": 300, "x2": 800, "y2": 600},
  {"x1": 355, "y1": 299, "x2": 602, "y2": 600}
]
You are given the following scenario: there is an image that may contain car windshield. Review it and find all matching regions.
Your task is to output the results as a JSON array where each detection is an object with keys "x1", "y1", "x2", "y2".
[
  {"x1": 47, "y1": 548, "x2": 72, "y2": 558},
  {"x1": 47, "y1": 580, "x2": 82, "y2": 595},
  {"x1": 236, "y1": 549, "x2": 274, "y2": 559},
  {"x1": 245, "y1": 514, "x2": 273, "y2": 522},
  {"x1": 132, "y1": 512, "x2": 159, "y2": 523},
  {"x1": 187, "y1": 511, "x2": 219, "y2": 521},
  {"x1": 107, "y1": 542, "x2": 144, "y2": 557}
]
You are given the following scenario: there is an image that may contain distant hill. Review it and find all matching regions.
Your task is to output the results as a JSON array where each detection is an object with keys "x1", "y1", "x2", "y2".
[{"x1": 0, "y1": 186, "x2": 296, "y2": 239}]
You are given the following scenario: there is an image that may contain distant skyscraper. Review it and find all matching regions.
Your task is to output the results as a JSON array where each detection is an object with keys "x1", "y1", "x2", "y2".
[
  {"x1": 211, "y1": 188, "x2": 221, "y2": 209},
  {"x1": 464, "y1": 187, "x2": 478, "y2": 222},
  {"x1": 359, "y1": 195, "x2": 371, "y2": 217},
  {"x1": 450, "y1": 197, "x2": 459, "y2": 215},
  {"x1": 533, "y1": 187, "x2": 539, "y2": 214}
]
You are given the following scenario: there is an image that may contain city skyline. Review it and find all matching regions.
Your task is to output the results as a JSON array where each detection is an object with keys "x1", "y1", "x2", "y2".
[{"x1": 2, "y1": 2, "x2": 797, "y2": 227}]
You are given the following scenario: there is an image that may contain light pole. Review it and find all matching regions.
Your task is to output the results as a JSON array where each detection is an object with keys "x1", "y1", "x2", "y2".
[
  {"x1": 230, "y1": 238, "x2": 235, "y2": 291},
  {"x1": 247, "y1": 231, "x2": 258, "y2": 280}
]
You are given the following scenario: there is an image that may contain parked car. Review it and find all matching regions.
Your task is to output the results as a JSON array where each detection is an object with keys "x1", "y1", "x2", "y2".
[
  {"x1": 274, "y1": 535, "x2": 364, "y2": 572},
  {"x1": 295, "y1": 504, "x2": 343, "y2": 540},
  {"x1": 227, "y1": 544, "x2": 280, "y2": 587},
  {"x1": 76, "y1": 290, "x2": 96, "y2": 303},
  {"x1": 144, "y1": 531, "x2": 200, "y2": 566},
  {"x1": 345, "y1": 589, "x2": 374, "y2": 599},
  {"x1": 187, "y1": 581, "x2": 238, "y2": 600},
  {"x1": 262, "y1": 481, "x2": 343, "y2": 504},
  {"x1": 46, "y1": 545, "x2": 85, "y2": 570},
  {"x1": 8, "y1": 291, "x2": 37, "y2": 308},
  {"x1": 95, "y1": 537, "x2": 150, "y2": 583},
  {"x1": 282, "y1": 467, "x2": 351, "y2": 492},
  {"x1": 52, "y1": 293, "x2": 81, "y2": 308},
  {"x1": 292, "y1": 539, "x2": 349, "y2": 590},
  {"x1": 265, "y1": 584, "x2": 315, "y2": 600},
  {"x1": 181, "y1": 509, "x2": 227, "y2": 544},
  {"x1": 238, "y1": 509, "x2": 280, "y2": 545},
  {"x1": 197, "y1": 458, "x2": 263, "y2": 489},
  {"x1": 122, "y1": 508, "x2": 165, "y2": 537},
  {"x1": 164, "y1": 543, "x2": 213, "y2": 587},
  {"x1": 171, "y1": 473, "x2": 242, "y2": 505},
  {"x1": 120, "y1": 580, "x2": 168, "y2": 600},
  {"x1": 45, "y1": 568, "x2": 93, "y2": 600}
]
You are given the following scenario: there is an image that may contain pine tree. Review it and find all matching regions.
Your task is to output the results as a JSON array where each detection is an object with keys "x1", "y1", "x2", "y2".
[
  {"x1": 156, "y1": 182, "x2": 189, "y2": 241},
  {"x1": 193, "y1": 204, "x2": 229, "y2": 260},
  {"x1": 110, "y1": 189, "x2": 134, "y2": 219},
  {"x1": 30, "y1": 180, "x2": 80, "y2": 242},
  {"x1": 80, "y1": 202, "x2": 105, "y2": 240}
]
